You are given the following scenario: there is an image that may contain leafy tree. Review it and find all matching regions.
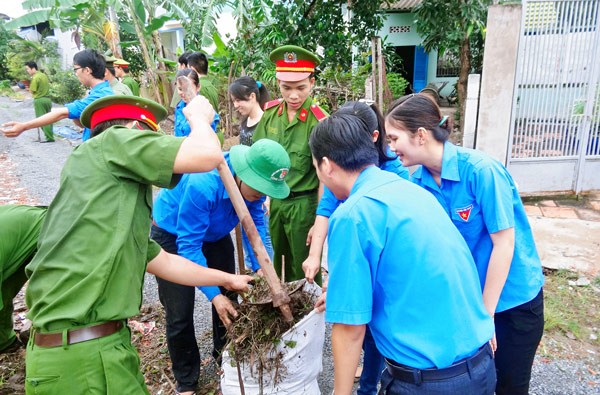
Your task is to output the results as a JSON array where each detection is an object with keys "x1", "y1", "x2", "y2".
[{"x1": 414, "y1": 0, "x2": 491, "y2": 130}]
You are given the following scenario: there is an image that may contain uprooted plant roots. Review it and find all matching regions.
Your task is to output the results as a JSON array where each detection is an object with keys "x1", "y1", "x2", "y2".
[{"x1": 225, "y1": 276, "x2": 318, "y2": 388}]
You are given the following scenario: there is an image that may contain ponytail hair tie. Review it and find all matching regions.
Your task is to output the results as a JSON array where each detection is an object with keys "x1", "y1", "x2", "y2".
[
  {"x1": 256, "y1": 81, "x2": 262, "y2": 88},
  {"x1": 438, "y1": 115, "x2": 449, "y2": 126}
]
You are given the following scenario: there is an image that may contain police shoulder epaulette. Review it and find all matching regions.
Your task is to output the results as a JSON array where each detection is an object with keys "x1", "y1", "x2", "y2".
[
  {"x1": 309, "y1": 104, "x2": 327, "y2": 122},
  {"x1": 264, "y1": 98, "x2": 283, "y2": 111}
]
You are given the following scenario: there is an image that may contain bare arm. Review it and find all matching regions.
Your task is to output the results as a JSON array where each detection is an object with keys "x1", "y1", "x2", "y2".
[
  {"x1": 332, "y1": 323, "x2": 365, "y2": 395},
  {"x1": 302, "y1": 215, "x2": 329, "y2": 283},
  {"x1": 1, "y1": 107, "x2": 69, "y2": 137},
  {"x1": 147, "y1": 248, "x2": 253, "y2": 291},
  {"x1": 173, "y1": 94, "x2": 223, "y2": 174},
  {"x1": 482, "y1": 228, "x2": 515, "y2": 316}
]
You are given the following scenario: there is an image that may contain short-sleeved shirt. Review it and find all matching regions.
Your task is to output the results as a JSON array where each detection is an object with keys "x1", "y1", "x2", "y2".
[
  {"x1": 326, "y1": 166, "x2": 493, "y2": 369},
  {"x1": 26, "y1": 126, "x2": 184, "y2": 333},
  {"x1": 65, "y1": 80, "x2": 114, "y2": 141},
  {"x1": 239, "y1": 118, "x2": 257, "y2": 147},
  {"x1": 30, "y1": 71, "x2": 50, "y2": 99},
  {"x1": 316, "y1": 151, "x2": 410, "y2": 217},
  {"x1": 121, "y1": 75, "x2": 140, "y2": 96},
  {"x1": 253, "y1": 97, "x2": 325, "y2": 193},
  {"x1": 0, "y1": 205, "x2": 46, "y2": 310},
  {"x1": 110, "y1": 78, "x2": 133, "y2": 96},
  {"x1": 174, "y1": 98, "x2": 220, "y2": 137},
  {"x1": 411, "y1": 142, "x2": 544, "y2": 312},
  {"x1": 153, "y1": 154, "x2": 269, "y2": 300}
]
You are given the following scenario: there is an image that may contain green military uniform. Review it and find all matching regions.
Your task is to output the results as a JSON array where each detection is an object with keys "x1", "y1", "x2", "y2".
[
  {"x1": 30, "y1": 71, "x2": 53, "y2": 141},
  {"x1": 25, "y1": 120, "x2": 183, "y2": 393},
  {"x1": 199, "y1": 76, "x2": 224, "y2": 146},
  {"x1": 109, "y1": 78, "x2": 133, "y2": 96},
  {"x1": 253, "y1": 97, "x2": 327, "y2": 283},
  {"x1": 252, "y1": 44, "x2": 326, "y2": 283},
  {"x1": 0, "y1": 205, "x2": 46, "y2": 351},
  {"x1": 121, "y1": 75, "x2": 140, "y2": 97}
]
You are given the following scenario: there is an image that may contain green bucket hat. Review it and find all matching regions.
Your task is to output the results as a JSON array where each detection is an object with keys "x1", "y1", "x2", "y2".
[
  {"x1": 80, "y1": 95, "x2": 167, "y2": 131},
  {"x1": 230, "y1": 139, "x2": 291, "y2": 199}
]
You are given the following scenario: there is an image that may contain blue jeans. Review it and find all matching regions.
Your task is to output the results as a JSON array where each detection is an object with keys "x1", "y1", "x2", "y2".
[
  {"x1": 358, "y1": 326, "x2": 385, "y2": 395},
  {"x1": 378, "y1": 344, "x2": 496, "y2": 395}
]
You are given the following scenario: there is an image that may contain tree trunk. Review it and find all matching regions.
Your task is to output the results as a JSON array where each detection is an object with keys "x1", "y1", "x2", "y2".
[
  {"x1": 108, "y1": 6, "x2": 122, "y2": 58},
  {"x1": 458, "y1": 35, "x2": 471, "y2": 134},
  {"x1": 126, "y1": 0, "x2": 163, "y2": 105},
  {"x1": 151, "y1": 30, "x2": 172, "y2": 106}
]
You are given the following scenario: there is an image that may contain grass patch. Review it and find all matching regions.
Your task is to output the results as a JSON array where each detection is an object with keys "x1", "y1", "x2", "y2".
[{"x1": 543, "y1": 268, "x2": 600, "y2": 344}]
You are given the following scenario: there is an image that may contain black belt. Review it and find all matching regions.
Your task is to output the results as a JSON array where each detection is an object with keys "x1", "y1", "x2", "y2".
[
  {"x1": 384, "y1": 343, "x2": 491, "y2": 384},
  {"x1": 286, "y1": 189, "x2": 318, "y2": 199}
]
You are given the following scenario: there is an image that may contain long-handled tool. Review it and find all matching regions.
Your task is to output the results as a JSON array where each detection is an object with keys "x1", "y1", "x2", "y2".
[{"x1": 178, "y1": 76, "x2": 293, "y2": 322}]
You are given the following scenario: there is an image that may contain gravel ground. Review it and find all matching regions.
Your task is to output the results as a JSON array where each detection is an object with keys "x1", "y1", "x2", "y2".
[{"x1": 1, "y1": 95, "x2": 598, "y2": 394}]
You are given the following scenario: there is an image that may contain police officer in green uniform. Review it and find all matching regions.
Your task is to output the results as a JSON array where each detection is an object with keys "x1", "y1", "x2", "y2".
[
  {"x1": 16, "y1": 95, "x2": 253, "y2": 394},
  {"x1": 0, "y1": 205, "x2": 47, "y2": 353},
  {"x1": 253, "y1": 45, "x2": 327, "y2": 284},
  {"x1": 114, "y1": 59, "x2": 140, "y2": 96},
  {"x1": 104, "y1": 55, "x2": 133, "y2": 96},
  {"x1": 25, "y1": 62, "x2": 54, "y2": 142}
]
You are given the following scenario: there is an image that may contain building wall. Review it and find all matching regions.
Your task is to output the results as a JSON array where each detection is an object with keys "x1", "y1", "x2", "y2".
[{"x1": 381, "y1": 12, "x2": 457, "y2": 97}]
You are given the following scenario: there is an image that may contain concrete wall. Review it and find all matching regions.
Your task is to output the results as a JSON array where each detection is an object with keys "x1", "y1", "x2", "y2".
[{"x1": 476, "y1": 4, "x2": 522, "y2": 165}]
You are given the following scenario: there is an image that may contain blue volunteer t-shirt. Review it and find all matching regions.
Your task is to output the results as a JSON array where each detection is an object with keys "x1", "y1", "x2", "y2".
[
  {"x1": 326, "y1": 166, "x2": 493, "y2": 369},
  {"x1": 411, "y1": 142, "x2": 544, "y2": 312},
  {"x1": 65, "y1": 80, "x2": 114, "y2": 141},
  {"x1": 316, "y1": 151, "x2": 410, "y2": 218},
  {"x1": 152, "y1": 154, "x2": 268, "y2": 301}
]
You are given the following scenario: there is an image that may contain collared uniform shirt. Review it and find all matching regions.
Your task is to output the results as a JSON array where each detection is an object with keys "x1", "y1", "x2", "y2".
[
  {"x1": 253, "y1": 97, "x2": 326, "y2": 193},
  {"x1": 199, "y1": 76, "x2": 219, "y2": 112},
  {"x1": 109, "y1": 78, "x2": 133, "y2": 96},
  {"x1": 26, "y1": 126, "x2": 183, "y2": 333},
  {"x1": 65, "y1": 80, "x2": 114, "y2": 141},
  {"x1": 316, "y1": 150, "x2": 410, "y2": 217},
  {"x1": 0, "y1": 205, "x2": 46, "y2": 311},
  {"x1": 121, "y1": 75, "x2": 140, "y2": 96},
  {"x1": 30, "y1": 71, "x2": 50, "y2": 99},
  {"x1": 152, "y1": 154, "x2": 269, "y2": 301},
  {"x1": 411, "y1": 142, "x2": 544, "y2": 312},
  {"x1": 326, "y1": 166, "x2": 493, "y2": 369}
]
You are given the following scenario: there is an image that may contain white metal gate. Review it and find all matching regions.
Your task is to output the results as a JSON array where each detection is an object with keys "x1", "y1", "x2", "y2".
[{"x1": 508, "y1": 0, "x2": 600, "y2": 194}]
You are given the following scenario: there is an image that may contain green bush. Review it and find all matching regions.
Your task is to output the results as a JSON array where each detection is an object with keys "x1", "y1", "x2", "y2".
[
  {"x1": 48, "y1": 70, "x2": 86, "y2": 105},
  {"x1": 387, "y1": 73, "x2": 409, "y2": 98}
]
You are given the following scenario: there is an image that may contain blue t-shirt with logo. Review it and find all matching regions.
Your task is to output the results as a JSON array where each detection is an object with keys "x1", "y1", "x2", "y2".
[{"x1": 411, "y1": 142, "x2": 544, "y2": 312}]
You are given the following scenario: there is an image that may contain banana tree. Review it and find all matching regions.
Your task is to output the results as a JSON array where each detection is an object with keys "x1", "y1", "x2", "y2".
[{"x1": 5, "y1": 0, "x2": 123, "y2": 58}]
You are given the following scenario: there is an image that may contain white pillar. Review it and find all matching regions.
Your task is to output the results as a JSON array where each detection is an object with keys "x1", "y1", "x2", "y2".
[{"x1": 463, "y1": 74, "x2": 481, "y2": 149}]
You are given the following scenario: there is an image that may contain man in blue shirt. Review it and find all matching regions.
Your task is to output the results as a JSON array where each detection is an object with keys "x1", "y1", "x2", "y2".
[
  {"x1": 151, "y1": 139, "x2": 290, "y2": 395},
  {"x1": 310, "y1": 113, "x2": 496, "y2": 395},
  {"x1": 1, "y1": 49, "x2": 113, "y2": 142}
]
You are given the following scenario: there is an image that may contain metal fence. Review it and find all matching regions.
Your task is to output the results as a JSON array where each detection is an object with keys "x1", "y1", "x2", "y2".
[{"x1": 508, "y1": 0, "x2": 600, "y2": 193}]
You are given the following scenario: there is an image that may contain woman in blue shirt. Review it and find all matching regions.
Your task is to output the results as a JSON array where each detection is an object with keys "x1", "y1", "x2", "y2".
[
  {"x1": 303, "y1": 101, "x2": 409, "y2": 395},
  {"x1": 174, "y1": 69, "x2": 220, "y2": 137},
  {"x1": 385, "y1": 94, "x2": 544, "y2": 395}
]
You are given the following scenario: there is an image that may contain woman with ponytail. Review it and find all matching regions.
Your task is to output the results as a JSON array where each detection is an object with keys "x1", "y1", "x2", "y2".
[
  {"x1": 229, "y1": 76, "x2": 270, "y2": 146},
  {"x1": 385, "y1": 93, "x2": 544, "y2": 395}
]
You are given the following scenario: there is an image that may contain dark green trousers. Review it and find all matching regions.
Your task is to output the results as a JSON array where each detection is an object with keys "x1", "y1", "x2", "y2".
[
  {"x1": 0, "y1": 266, "x2": 27, "y2": 351},
  {"x1": 270, "y1": 192, "x2": 321, "y2": 285},
  {"x1": 33, "y1": 97, "x2": 53, "y2": 141}
]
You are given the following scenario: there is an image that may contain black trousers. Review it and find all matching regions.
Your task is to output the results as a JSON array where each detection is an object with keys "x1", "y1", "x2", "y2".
[
  {"x1": 150, "y1": 225, "x2": 237, "y2": 393},
  {"x1": 494, "y1": 288, "x2": 544, "y2": 395}
]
